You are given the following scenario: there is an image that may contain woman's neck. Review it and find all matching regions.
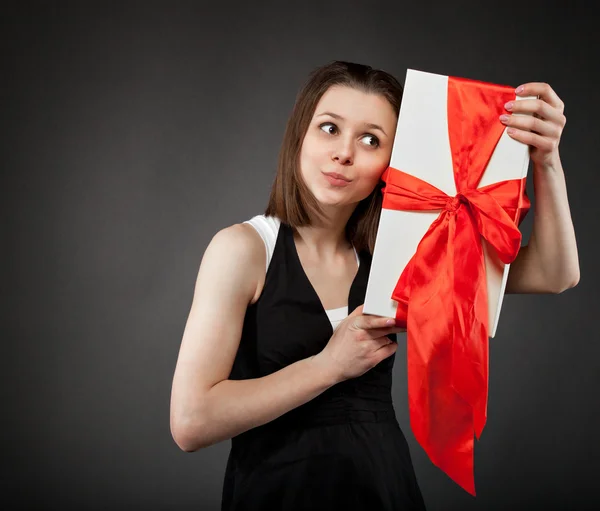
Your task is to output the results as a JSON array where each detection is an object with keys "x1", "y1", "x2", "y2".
[{"x1": 293, "y1": 205, "x2": 356, "y2": 259}]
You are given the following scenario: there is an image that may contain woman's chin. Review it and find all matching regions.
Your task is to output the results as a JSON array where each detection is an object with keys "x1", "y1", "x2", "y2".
[
  {"x1": 311, "y1": 189, "x2": 347, "y2": 205},
  {"x1": 312, "y1": 186, "x2": 373, "y2": 208},
  {"x1": 314, "y1": 195, "x2": 357, "y2": 211}
]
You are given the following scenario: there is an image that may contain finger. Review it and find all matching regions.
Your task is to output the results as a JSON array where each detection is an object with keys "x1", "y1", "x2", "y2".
[
  {"x1": 353, "y1": 315, "x2": 397, "y2": 331},
  {"x1": 363, "y1": 334, "x2": 395, "y2": 349},
  {"x1": 506, "y1": 128, "x2": 558, "y2": 152},
  {"x1": 500, "y1": 113, "x2": 561, "y2": 138},
  {"x1": 374, "y1": 338, "x2": 398, "y2": 356},
  {"x1": 516, "y1": 82, "x2": 564, "y2": 112},
  {"x1": 362, "y1": 326, "x2": 405, "y2": 338},
  {"x1": 506, "y1": 98, "x2": 565, "y2": 125}
]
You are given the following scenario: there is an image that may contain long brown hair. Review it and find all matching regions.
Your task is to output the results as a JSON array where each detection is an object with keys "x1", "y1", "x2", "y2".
[{"x1": 264, "y1": 60, "x2": 403, "y2": 255}]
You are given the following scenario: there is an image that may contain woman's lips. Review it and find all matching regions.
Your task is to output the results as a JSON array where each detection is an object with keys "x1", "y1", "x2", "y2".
[{"x1": 322, "y1": 172, "x2": 352, "y2": 187}]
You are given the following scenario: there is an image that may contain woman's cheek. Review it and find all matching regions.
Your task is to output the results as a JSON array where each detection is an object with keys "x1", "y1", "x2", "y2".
[
  {"x1": 370, "y1": 162, "x2": 388, "y2": 182},
  {"x1": 356, "y1": 174, "x2": 381, "y2": 194}
]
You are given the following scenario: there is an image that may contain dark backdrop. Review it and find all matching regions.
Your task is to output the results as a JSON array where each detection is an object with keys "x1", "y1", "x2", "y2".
[{"x1": 3, "y1": 1, "x2": 599, "y2": 510}]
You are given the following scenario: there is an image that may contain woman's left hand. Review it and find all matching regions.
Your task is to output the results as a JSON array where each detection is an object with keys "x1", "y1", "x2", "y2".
[{"x1": 500, "y1": 82, "x2": 566, "y2": 168}]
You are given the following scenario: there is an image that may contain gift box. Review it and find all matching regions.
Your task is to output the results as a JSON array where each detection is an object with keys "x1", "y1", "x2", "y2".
[{"x1": 363, "y1": 69, "x2": 532, "y2": 495}]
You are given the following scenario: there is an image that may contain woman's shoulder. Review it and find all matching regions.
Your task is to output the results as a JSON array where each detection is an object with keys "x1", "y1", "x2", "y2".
[
  {"x1": 242, "y1": 214, "x2": 281, "y2": 263},
  {"x1": 210, "y1": 220, "x2": 266, "y2": 264},
  {"x1": 208, "y1": 215, "x2": 280, "y2": 303},
  {"x1": 243, "y1": 214, "x2": 281, "y2": 239},
  {"x1": 215, "y1": 213, "x2": 281, "y2": 251},
  {"x1": 200, "y1": 223, "x2": 265, "y2": 303}
]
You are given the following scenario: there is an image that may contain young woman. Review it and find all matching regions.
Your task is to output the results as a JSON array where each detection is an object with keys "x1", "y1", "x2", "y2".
[{"x1": 170, "y1": 61, "x2": 579, "y2": 510}]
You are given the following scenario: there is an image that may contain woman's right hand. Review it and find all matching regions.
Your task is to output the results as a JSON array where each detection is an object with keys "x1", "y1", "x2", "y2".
[{"x1": 313, "y1": 304, "x2": 406, "y2": 384}]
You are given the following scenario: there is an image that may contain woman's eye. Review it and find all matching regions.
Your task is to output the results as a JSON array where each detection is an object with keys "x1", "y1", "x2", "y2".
[
  {"x1": 319, "y1": 122, "x2": 337, "y2": 135},
  {"x1": 361, "y1": 134, "x2": 380, "y2": 148},
  {"x1": 319, "y1": 123, "x2": 379, "y2": 148}
]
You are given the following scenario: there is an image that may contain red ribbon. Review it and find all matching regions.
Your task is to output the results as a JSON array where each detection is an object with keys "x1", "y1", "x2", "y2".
[{"x1": 381, "y1": 76, "x2": 531, "y2": 495}]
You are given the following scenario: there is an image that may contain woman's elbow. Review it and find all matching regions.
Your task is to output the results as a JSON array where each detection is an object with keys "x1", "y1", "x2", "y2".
[
  {"x1": 171, "y1": 413, "x2": 207, "y2": 453},
  {"x1": 553, "y1": 270, "x2": 580, "y2": 294}
]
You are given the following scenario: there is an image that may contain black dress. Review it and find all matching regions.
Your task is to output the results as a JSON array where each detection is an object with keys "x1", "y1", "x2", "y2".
[{"x1": 221, "y1": 221, "x2": 426, "y2": 510}]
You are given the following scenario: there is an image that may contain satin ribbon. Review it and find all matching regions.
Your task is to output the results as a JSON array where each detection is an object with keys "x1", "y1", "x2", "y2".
[{"x1": 381, "y1": 76, "x2": 531, "y2": 495}]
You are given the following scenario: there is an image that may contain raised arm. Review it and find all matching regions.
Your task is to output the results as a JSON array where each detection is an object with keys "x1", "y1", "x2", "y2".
[
  {"x1": 502, "y1": 82, "x2": 580, "y2": 294},
  {"x1": 169, "y1": 223, "x2": 339, "y2": 452}
]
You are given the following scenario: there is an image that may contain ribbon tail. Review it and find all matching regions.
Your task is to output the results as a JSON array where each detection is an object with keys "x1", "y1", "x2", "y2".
[
  {"x1": 397, "y1": 213, "x2": 478, "y2": 496},
  {"x1": 449, "y1": 207, "x2": 489, "y2": 441}
]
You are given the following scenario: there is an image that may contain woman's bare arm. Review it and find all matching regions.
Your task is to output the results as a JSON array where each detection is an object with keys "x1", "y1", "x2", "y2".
[{"x1": 169, "y1": 223, "x2": 339, "y2": 452}]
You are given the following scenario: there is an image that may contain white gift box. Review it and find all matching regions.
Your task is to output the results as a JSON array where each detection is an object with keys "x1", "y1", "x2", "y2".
[{"x1": 364, "y1": 69, "x2": 532, "y2": 337}]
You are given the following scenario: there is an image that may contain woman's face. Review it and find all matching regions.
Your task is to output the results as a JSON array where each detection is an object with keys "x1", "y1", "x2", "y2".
[{"x1": 299, "y1": 85, "x2": 398, "y2": 208}]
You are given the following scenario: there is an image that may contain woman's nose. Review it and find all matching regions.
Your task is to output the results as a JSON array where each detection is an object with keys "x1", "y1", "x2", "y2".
[{"x1": 331, "y1": 138, "x2": 354, "y2": 165}]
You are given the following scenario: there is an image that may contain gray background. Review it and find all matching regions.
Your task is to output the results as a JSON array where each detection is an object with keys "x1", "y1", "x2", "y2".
[{"x1": 3, "y1": 1, "x2": 599, "y2": 510}]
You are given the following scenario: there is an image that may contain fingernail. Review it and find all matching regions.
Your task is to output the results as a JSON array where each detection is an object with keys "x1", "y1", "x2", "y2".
[
  {"x1": 499, "y1": 114, "x2": 510, "y2": 123},
  {"x1": 504, "y1": 101, "x2": 514, "y2": 111},
  {"x1": 515, "y1": 85, "x2": 524, "y2": 94},
  {"x1": 507, "y1": 127, "x2": 516, "y2": 135},
  {"x1": 386, "y1": 319, "x2": 395, "y2": 325}
]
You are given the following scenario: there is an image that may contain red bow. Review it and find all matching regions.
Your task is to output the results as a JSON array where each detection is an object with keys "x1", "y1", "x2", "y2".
[{"x1": 381, "y1": 76, "x2": 531, "y2": 495}]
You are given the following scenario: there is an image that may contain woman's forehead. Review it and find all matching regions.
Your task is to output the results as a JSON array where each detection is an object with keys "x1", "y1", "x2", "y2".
[{"x1": 315, "y1": 85, "x2": 396, "y2": 127}]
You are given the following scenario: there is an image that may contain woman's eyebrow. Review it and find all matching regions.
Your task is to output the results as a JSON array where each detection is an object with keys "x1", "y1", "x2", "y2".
[{"x1": 316, "y1": 111, "x2": 387, "y2": 136}]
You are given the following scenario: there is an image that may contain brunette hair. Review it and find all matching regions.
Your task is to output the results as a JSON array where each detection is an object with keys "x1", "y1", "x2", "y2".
[{"x1": 264, "y1": 60, "x2": 403, "y2": 254}]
